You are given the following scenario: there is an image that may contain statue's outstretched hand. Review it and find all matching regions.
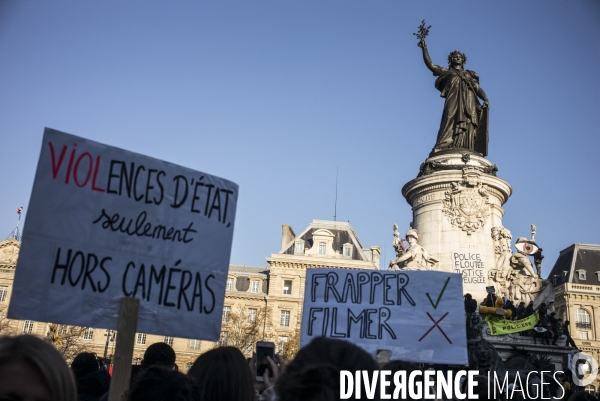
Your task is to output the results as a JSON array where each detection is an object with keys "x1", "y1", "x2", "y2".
[{"x1": 418, "y1": 39, "x2": 426, "y2": 49}]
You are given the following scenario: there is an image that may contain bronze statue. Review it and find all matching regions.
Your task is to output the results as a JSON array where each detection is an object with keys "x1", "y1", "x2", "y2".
[{"x1": 415, "y1": 21, "x2": 490, "y2": 156}]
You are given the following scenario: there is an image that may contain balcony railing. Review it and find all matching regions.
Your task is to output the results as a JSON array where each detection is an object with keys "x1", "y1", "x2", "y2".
[{"x1": 575, "y1": 322, "x2": 592, "y2": 330}]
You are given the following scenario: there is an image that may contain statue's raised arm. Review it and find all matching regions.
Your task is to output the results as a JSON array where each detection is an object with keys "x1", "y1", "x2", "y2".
[
  {"x1": 414, "y1": 20, "x2": 490, "y2": 157},
  {"x1": 418, "y1": 38, "x2": 444, "y2": 76}
]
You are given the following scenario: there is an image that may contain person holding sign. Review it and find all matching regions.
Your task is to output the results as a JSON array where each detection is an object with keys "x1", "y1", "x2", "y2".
[{"x1": 389, "y1": 229, "x2": 439, "y2": 270}]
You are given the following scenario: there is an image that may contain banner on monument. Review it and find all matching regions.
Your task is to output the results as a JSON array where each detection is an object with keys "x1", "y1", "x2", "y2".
[
  {"x1": 8, "y1": 128, "x2": 238, "y2": 341},
  {"x1": 300, "y1": 268, "x2": 467, "y2": 365},
  {"x1": 484, "y1": 313, "x2": 539, "y2": 335}
]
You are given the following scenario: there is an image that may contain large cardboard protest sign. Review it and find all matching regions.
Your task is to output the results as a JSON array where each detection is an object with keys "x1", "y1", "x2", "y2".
[
  {"x1": 300, "y1": 269, "x2": 467, "y2": 365},
  {"x1": 9, "y1": 128, "x2": 238, "y2": 341}
]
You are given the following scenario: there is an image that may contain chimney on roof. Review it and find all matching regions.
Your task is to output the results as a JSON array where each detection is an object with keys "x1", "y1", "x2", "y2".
[{"x1": 281, "y1": 224, "x2": 296, "y2": 252}]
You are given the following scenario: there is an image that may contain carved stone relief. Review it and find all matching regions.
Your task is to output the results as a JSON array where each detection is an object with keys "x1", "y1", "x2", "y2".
[
  {"x1": 442, "y1": 167, "x2": 491, "y2": 235},
  {"x1": 487, "y1": 226, "x2": 545, "y2": 305}
]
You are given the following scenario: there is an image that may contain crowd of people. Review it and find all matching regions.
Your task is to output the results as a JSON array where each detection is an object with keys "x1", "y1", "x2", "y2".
[
  {"x1": 0, "y1": 333, "x2": 598, "y2": 401},
  {"x1": 465, "y1": 292, "x2": 578, "y2": 348}
]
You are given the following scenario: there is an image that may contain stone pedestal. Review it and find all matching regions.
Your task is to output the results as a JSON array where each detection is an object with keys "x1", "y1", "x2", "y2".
[{"x1": 402, "y1": 151, "x2": 512, "y2": 302}]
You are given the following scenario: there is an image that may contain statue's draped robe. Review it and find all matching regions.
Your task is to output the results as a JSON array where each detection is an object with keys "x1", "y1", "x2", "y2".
[{"x1": 433, "y1": 68, "x2": 482, "y2": 150}]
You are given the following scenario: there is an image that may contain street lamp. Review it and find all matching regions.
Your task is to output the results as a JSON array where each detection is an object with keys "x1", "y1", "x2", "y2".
[{"x1": 103, "y1": 330, "x2": 114, "y2": 362}]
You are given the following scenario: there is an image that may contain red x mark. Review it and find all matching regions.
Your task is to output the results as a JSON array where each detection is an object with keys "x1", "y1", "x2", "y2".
[{"x1": 418, "y1": 312, "x2": 452, "y2": 344}]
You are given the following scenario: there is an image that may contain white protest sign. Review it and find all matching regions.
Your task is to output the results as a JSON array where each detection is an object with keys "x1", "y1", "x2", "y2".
[
  {"x1": 8, "y1": 128, "x2": 238, "y2": 341},
  {"x1": 300, "y1": 268, "x2": 467, "y2": 365}
]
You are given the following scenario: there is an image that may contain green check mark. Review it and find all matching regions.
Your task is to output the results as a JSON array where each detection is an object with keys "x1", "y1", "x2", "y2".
[{"x1": 426, "y1": 277, "x2": 451, "y2": 309}]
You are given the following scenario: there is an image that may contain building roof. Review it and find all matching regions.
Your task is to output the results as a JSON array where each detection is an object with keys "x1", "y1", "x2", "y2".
[
  {"x1": 228, "y1": 264, "x2": 269, "y2": 276},
  {"x1": 547, "y1": 243, "x2": 600, "y2": 286},
  {"x1": 279, "y1": 220, "x2": 369, "y2": 261}
]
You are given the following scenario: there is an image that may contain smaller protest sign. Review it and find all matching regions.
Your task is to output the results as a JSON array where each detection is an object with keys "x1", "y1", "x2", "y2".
[
  {"x1": 484, "y1": 313, "x2": 539, "y2": 335},
  {"x1": 300, "y1": 268, "x2": 467, "y2": 365}
]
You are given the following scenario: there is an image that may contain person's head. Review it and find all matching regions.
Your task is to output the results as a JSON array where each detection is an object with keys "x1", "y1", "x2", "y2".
[
  {"x1": 142, "y1": 342, "x2": 176, "y2": 368},
  {"x1": 71, "y1": 352, "x2": 99, "y2": 380},
  {"x1": 519, "y1": 302, "x2": 525, "y2": 307},
  {"x1": 275, "y1": 337, "x2": 378, "y2": 401},
  {"x1": 0, "y1": 335, "x2": 77, "y2": 401},
  {"x1": 405, "y1": 229, "x2": 418, "y2": 245},
  {"x1": 128, "y1": 365, "x2": 199, "y2": 401},
  {"x1": 565, "y1": 320, "x2": 570, "y2": 325},
  {"x1": 447, "y1": 50, "x2": 467, "y2": 68},
  {"x1": 188, "y1": 346, "x2": 253, "y2": 401}
]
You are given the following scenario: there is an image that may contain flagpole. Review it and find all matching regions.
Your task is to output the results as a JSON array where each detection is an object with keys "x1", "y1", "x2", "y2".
[{"x1": 8, "y1": 204, "x2": 24, "y2": 241}]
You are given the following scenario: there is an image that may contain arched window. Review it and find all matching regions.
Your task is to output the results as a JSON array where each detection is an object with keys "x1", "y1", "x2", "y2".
[{"x1": 575, "y1": 309, "x2": 591, "y2": 330}]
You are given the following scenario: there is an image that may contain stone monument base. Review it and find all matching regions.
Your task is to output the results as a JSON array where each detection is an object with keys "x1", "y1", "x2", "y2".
[{"x1": 402, "y1": 151, "x2": 512, "y2": 302}]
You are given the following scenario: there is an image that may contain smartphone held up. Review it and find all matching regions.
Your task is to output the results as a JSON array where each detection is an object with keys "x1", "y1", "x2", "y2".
[{"x1": 255, "y1": 341, "x2": 275, "y2": 382}]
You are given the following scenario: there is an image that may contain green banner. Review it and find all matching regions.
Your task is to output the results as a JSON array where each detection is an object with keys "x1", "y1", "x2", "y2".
[{"x1": 484, "y1": 313, "x2": 539, "y2": 335}]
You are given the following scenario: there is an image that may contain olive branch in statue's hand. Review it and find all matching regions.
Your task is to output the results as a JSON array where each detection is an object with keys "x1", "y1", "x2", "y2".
[{"x1": 413, "y1": 20, "x2": 431, "y2": 48}]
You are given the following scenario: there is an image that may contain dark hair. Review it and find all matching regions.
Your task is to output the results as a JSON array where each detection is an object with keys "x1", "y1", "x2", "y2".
[
  {"x1": 275, "y1": 337, "x2": 378, "y2": 401},
  {"x1": 568, "y1": 391, "x2": 600, "y2": 401},
  {"x1": 0, "y1": 335, "x2": 77, "y2": 401},
  {"x1": 142, "y1": 342, "x2": 176, "y2": 367},
  {"x1": 188, "y1": 347, "x2": 253, "y2": 401},
  {"x1": 382, "y1": 359, "x2": 420, "y2": 374},
  {"x1": 71, "y1": 352, "x2": 99, "y2": 380},
  {"x1": 128, "y1": 366, "x2": 199, "y2": 401}
]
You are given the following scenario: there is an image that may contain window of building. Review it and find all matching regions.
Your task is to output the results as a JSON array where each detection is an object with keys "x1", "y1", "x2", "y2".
[
  {"x1": 575, "y1": 309, "x2": 591, "y2": 330},
  {"x1": 226, "y1": 278, "x2": 234, "y2": 291},
  {"x1": 280, "y1": 310, "x2": 290, "y2": 327},
  {"x1": 576, "y1": 270, "x2": 587, "y2": 280},
  {"x1": 189, "y1": 339, "x2": 200, "y2": 350},
  {"x1": 83, "y1": 328, "x2": 94, "y2": 340},
  {"x1": 579, "y1": 331, "x2": 589, "y2": 340},
  {"x1": 248, "y1": 308, "x2": 257, "y2": 323},
  {"x1": 585, "y1": 385, "x2": 596, "y2": 395},
  {"x1": 22, "y1": 320, "x2": 34, "y2": 334},
  {"x1": 222, "y1": 306, "x2": 231, "y2": 322},
  {"x1": 251, "y1": 280, "x2": 260, "y2": 294},
  {"x1": 136, "y1": 333, "x2": 147, "y2": 345},
  {"x1": 277, "y1": 336, "x2": 288, "y2": 354},
  {"x1": 0, "y1": 286, "x2": 8, "y2": 302},
  {"x1": 294, "y1": 242, "x2": 304, "y2": 254},
  {"x1": 318, "y1": 242, "x2": 326, "y2": 255},
  {"x1": 283, "y1": 280, "x2": 292, "y2": 295},
  {"x1": 595, "y1": 271, "x2": 600, "y2": 281},
  {"x1": 343, "y1": 244, "x2": 353, "y2": 258},
  {"x1": 164, "y1": 336, "x2": 173, "y2": 346},
  {"x1": 218, "y1": 331, "x2": 228, "y2": 346},
  {"x1": 185, "y1": 362, "x2": 193, "y2": 372}
]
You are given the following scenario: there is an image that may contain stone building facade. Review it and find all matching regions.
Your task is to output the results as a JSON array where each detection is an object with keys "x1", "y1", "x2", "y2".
[
  {"x1": 0, "y1": 219, "x2": 380, "y2": 369},
  {"x1": 549, "y1": 243, "x2": 600, "y2": 394}
]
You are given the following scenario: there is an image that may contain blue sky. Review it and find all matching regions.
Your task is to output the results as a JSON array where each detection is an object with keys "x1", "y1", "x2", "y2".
[{"x1": 0, "y1": 1, "x2": 598, "y2": 278}]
